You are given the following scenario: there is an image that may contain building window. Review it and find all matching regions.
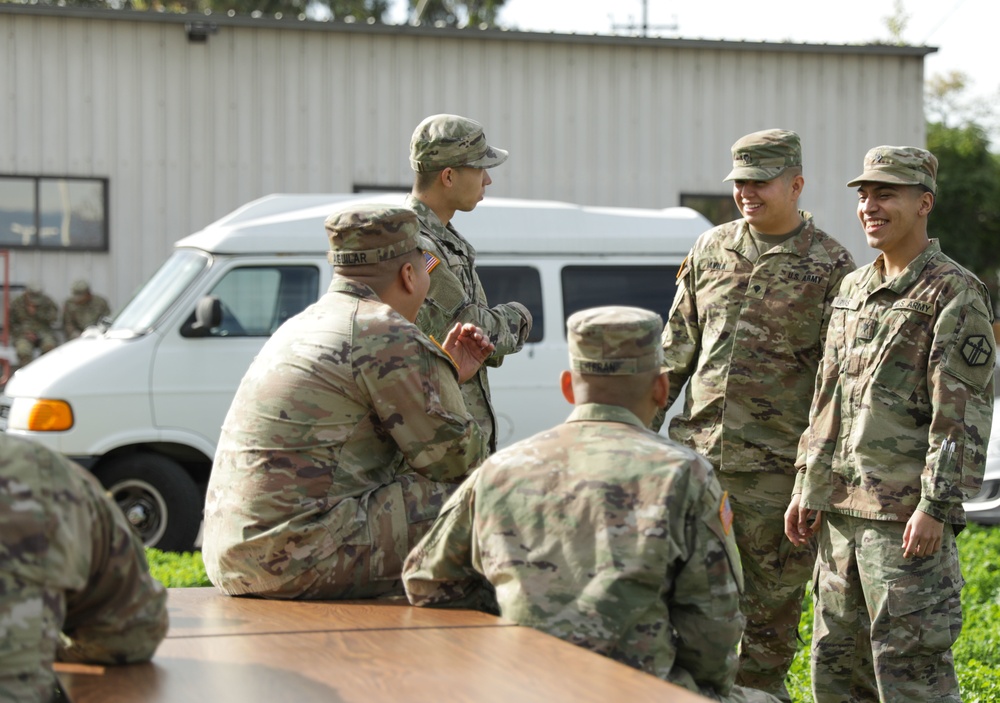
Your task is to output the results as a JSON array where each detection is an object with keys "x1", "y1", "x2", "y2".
[
  {"x1": 681, "y1": 193, "x2": 740, "y2": 226},
  {"x1": 561, "y1": 265, "x2": 681, "y2": 336},
  {"x1": 0, "y1": 175, "x2": 109, "y2": 251}
]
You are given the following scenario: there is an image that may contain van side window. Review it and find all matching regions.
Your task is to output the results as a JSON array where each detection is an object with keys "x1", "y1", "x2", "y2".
[
  {"x1": 189, "y1": 265, "x2": 320, "y2": 337},
  {"x1": 476, "y1": 266, "x2": 543, "y2": 343},
  {"x1": 561, "y1": 266, "x2": 680, "y2": 336}
]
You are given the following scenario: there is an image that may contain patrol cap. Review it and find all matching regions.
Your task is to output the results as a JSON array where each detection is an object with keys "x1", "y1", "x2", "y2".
[
  {"x1": 567, "y1": 306, "x2": 664, "y2": 376},
  {"x1": 847, "y1": 145, "x2": 938, "y2": 194},
  {"x1": 409, "y1": 114, "x2": 509, "y2": 173},
  {"x1": 724, "y1": 129, "x2": 802, "y2": 182},
  {"x1": 324, "y1": 204, "x2": 421, "y2": 267},
  {"x1": 71, "y1": 279, "x2": 90, "y2": 295}
]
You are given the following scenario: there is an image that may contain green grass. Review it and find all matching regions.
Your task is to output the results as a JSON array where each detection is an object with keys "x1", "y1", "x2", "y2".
[
  {"x1": 147, "y1": 524, "x2": 1000, "y2": 697},
  {"x1": 787, "y1": 522, "x2": 1000, "y2": 702}
]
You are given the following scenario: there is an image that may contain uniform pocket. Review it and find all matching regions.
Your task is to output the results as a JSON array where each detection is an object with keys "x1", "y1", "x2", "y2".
[{"x1": 883, "y1": 569, "x2": 963, "y2": 658}]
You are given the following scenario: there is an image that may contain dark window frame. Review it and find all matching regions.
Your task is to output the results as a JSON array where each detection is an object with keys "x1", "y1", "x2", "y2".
[
  {"x1": 0, "y1": 174, "x2": 110, "y2": 252},
  {"x1": 680, "y1": 192, "x2": 741, "y2": 226}
]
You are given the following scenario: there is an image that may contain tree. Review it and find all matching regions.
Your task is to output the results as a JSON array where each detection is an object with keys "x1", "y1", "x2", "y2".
[
  {"x1": 408, "y1": 0, "x2": 504, "y2": 26},
  {"x1": 926, "y1": 120, "x2": 1000, "y2": 304}
]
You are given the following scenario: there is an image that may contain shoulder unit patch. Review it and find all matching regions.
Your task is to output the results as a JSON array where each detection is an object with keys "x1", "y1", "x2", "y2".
[{"x1": 961, "y1": 335, "x2": 993, "y2": 367}]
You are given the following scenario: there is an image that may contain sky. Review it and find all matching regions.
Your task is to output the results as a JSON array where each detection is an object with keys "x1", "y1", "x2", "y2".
[{"x1": 390, "y1": 0, "x2": 998, "y2": 114}]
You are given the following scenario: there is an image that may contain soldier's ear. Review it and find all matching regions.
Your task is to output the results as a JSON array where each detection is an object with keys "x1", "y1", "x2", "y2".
[
  {"x1": 560, "y1": 370, "x2": 575, "y2": 405},
  {"x1": 652, "y1": 372, "x2": 670, "y2": 409},
  {"x1": 399, "y1": 261, "x2": 417, "y2": 294}
]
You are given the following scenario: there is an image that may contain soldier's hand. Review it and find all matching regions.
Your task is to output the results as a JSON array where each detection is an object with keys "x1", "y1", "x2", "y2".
[
  {"x1": 902, "y1": 509, "x2": 944, "y2": 558},
  {"x1": 443, "y1": 323, "x2": 495, "y2": 383},
  {"x1": 784, "y1": 494, "x2": 821, "y2": 546}
]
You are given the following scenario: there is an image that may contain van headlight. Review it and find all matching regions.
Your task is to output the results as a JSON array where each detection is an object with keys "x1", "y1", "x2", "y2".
[{"x1": 8, "y1": 398, "x2": 74, "y2": 432}]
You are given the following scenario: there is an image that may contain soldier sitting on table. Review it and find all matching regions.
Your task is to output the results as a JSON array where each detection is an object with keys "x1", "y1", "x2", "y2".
[
  {"x1": 62, "y1": 280, "x2": 111, "y2": 341},
  {"x1": 403, "y1": 306, "x2": 780, "y2": 703},
  {"x1": 10, "y1": 284, "x2": 59, "y2": 368},
  {"x1": 203, "y1": 204, "x2": 494, "y2": 600},
  {"x1": 0, "y1": 434, "x2": 168, "y2": 702}
]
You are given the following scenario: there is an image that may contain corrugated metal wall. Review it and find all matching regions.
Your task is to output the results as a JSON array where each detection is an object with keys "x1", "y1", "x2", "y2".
[{"x1": 0, "y1": 8, "x2": 929, "y2": 309}]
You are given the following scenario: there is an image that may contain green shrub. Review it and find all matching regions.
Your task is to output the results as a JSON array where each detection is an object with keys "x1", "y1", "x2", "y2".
[
  {"x1": 146, "y1": 548, "x2": 211, "y2": 588},
  {"x1": 788, "y1": 523, "x2": 1000, "y2": 702}
]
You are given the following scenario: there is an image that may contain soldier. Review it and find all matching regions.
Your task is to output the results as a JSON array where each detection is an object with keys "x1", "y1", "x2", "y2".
[
  {"x1": 786, "y1": 146, "x2": 994, "y2": 703},
  {"x1": 202, "y1": 204, "x2": 494, "y2": 600},
  {"x1": 405, "y1": 113, "x2": 533, "y2": 452},
  {"x1": 9, "y1": 285, "x2": 59, "y2": 368},
  {"x1": 652, "y1": 129, "x2": 856, "y2": 700},
  {"x1": 0, "y1": 434, "x2": 168, "y2": 701},
  {"x1": 403, "y1": 306, "x2": 779, "y2": 703},
  {"x1": 62, "y1": 280, "x2": 111, "y2": 340}
]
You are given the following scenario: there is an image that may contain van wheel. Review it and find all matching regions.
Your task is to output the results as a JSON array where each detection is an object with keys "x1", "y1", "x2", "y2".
[{"x1": 94, "y1": 454, "x2": 202, "y2": 552}]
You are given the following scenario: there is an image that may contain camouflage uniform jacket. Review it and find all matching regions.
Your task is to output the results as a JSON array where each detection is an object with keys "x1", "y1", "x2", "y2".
[
  {"x1": 0, "y1": 435, "x2": 168, "y2": 701},
  {"x1": 63, "y1": 295, "x2": 111, "y2": 339},
  {"x1": 796, "y1": 240, "x2": 995, "y2": 525},
  {"x1": 658, "y1": 213, "x2": 855, "y2": 475},
  {"x1": 10, "y1": 291, "x2": 58, "y2": 337},
  {"x1": 203, "y1": 278, "x2": 488, "y2": 596},
  {"x1": 404, "y1": 194, "x2": 533, "y2": 452},
  {"x1": 403, "y1": 403, "x2": 745, "y2": 696}
]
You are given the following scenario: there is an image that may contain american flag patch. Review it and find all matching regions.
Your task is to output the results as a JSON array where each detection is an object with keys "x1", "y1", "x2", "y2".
[
  {"x1": 719, "y1": 491, "x2": 734, "y2": 536},
  {"x1": 424, "y1": 251, "x2": 441, "y2": 274}
]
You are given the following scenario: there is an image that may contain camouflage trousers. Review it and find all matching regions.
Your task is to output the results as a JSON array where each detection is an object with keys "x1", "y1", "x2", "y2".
[
  {"x1": 699, "y1": 684, "x2": 784, "y2": 703},
  {"x1": 260, "y1": 472, "x2": 457, "y2": 600},
  {"x1": 13, "y1": 331, "x2": 58, "y2": 366},
  {"x1": 811, "y1": 512, "x2": 962, "y2": 703},
  {"x1": 720, "y1": 472, "x2": 816, "y2": 703}
]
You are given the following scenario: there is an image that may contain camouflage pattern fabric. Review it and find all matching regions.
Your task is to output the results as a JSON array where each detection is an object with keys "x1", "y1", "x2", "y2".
[
  {"x1": 797, "y1": 240, "x2": 994, "y2": 702},
  {"x1": 403, "y1": 403, "x2": 762, "y2": 700},
  {"x1": 202, "y1": 277, "x2": 488, "y2": 600},
  {"x1": 9, "y1": 290, "x2": 59, "y2": 365},
  {"x1": 405, "y1": 194, "x2": 532, "y2": 452},
  {"x1": 654, "y1": 210, "x2": 854, "y2": 696},
  {"x1": 409, "y1": 114, "x2": 508, "y2": 172},
  {"x1": 62, "y1": 293, "x2": 111, "y2": 340},
  {"x1": 812, "y1": 513, "x2": 963, "y2": 703},
  {"x1": 0, "y1": 435, "x2": 168, "y2": 701}
]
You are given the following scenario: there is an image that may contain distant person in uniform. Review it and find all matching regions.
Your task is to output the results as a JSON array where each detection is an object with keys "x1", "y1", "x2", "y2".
[
  {"x1": 652, "y1": 129, "x2": 856, "y2": 700},
  {"x1": 404, "y1": 306, "x2": 780, "y2": 703},
  {"x1": 786, "y1": 146, "x2": 994, "y2": 703},
  {"x1": 0, "y1": 434, "x2": 168, "y2": 701},
  {"x1": 405, "y1": 113, "x2": 533, "y2": 453},
  {"x1": 62, "y1": 280, "x2": 111, "y2": 340},
  {"x1": 9, "y1": 285, "x2": 59, "y2": 368},
  {"x1": 203, "y1": 204, "x2": 495, "y2": 600}
]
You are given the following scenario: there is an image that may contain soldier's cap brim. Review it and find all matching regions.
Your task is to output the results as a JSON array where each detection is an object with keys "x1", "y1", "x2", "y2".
[
  {"x1": 464, "y1": 145, "x2": 508, "y2": 170},
  {"x1": 846, "y1": 169, "x2": 930, "y2": 190},
  {"x1": 724, "y1": 165, "x2": 787, "y2": 182}
]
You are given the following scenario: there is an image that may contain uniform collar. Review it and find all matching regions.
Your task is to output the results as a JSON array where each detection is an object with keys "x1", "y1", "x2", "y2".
[
  {"x1": 866, "y1": 239, "x2": 941, "y2": 294},
  {"x1": 729, "y1": 210, "x2": 815, "y2": 260},
  {"x1": 567, "y1": 402, "x2": 647, "y2": 429},
  {"x1": 329, "y1": 277, "x2": 379, "y2": 300}
]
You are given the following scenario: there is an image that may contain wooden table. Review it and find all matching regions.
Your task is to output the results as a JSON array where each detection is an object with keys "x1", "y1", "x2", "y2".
[{"x1": 57, "y1": 587, "x2": 712, "y2": 703}]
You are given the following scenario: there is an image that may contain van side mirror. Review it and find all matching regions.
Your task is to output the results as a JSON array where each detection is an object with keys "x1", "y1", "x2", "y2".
[{"x1": 181, "y1": 296, "x2": 222, "y2": 338}]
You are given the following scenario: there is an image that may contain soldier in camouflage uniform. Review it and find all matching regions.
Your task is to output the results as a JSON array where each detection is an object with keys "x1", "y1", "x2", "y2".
[
  {"x1": 786, "y1": 146, "x2": 994, "y2": 703},
  {"x1": 405, "y1": 114, "x2": 533, "y2": 452},
  {"x1": 202, "y1": 204, "x2": 494, "y2": 600},
  {"x1": 9, "y1": 285, "x2": 59, "y2": 368},
  {"x1": 0, "y1": 434, "x2": 168, "y2": 701},
  {"x1": 652, "y1": 129, "x2": 856, "y2": 700},
  {"x1": 404, "y1": 306, "x2": 780, "y2": 703},
  {"x1": 62, "y1": 280, "x2": 111, "y2": 340}
]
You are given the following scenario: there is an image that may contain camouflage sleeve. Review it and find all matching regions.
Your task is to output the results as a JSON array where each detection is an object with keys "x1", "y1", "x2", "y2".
[
  {"x1": 58, "y1": 462, "x2": 168, "y2": 664},
  {"x1": 669, "y1": 465, "x2": 744, "y2": 695},
  {"x1": 364, "y1": 334, "x2": 488, "y2": 482},
  {"x1": 651, "y1": 255, "x2": 699, "y2": 431},
  {"x1": 402, "y1": 473, "x2": 497, "y2": 612},
  {"x1": 921, "y1": 286, "x2": 996, "y2": 519},
  {"x1": 41, "y1": 297, "x2": 59, "y2": 326}
]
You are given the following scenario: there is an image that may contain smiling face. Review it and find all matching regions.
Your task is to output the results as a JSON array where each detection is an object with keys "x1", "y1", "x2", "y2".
[
  {"x1": 856, "y1": 182, "x2": 933, "y2": 255},
  {"x1": 732, "y1": 170, "x2": 804, "y2": 234}
]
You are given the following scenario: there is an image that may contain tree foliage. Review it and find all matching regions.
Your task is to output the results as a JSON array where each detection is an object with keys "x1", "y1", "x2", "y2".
[{"x1": 408, "y1": 0, "x2": 503, "y2": 26}]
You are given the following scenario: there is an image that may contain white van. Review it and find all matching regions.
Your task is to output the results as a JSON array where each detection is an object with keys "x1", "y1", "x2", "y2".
[{"x1": 0, "y1": 193, "x2": 708, "y2": 550}]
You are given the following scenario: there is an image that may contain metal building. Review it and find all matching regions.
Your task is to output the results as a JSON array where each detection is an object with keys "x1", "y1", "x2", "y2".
[{"x1": 0, "y1": 5, "x2": 934, "y2": 310}]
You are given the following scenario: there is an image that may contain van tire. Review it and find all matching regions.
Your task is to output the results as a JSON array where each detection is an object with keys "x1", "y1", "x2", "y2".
[{"x1": 94, "y1": 454, "x2": 202, "y2": 552}]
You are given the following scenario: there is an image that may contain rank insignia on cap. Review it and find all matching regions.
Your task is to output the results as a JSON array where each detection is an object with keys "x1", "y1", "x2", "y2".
[
  {"x1": 424, "y1": 251, "x2": 441, "y2": 274},
  {"x1": 719, "y1": 491, "x2": 734, "y2": 536},
  {"x1": 961, "y1": 335, "x2": 992, "y2": 367}
]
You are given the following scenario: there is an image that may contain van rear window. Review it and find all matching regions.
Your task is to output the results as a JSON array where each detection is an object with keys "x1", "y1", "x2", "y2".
[
  {"x1": 561, "y1": 266, "x2": 680, "y2": 336},
  {"x1": 477, "y1": 266, "x2": 543, "y2": 343}
]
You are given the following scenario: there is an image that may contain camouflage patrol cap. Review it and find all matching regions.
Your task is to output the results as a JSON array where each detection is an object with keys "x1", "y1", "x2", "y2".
[
  {"x1": 409, "y1": 114, "x2": 509, "y2": 173},
  {"x1": 324, "y1": 204, "x2": 421, "y2": 266},
  {"x1": 71, "y1": 279, "x2": 90, "y2": 295},
  {"x1": 724, "y1": 129, "x2": 802, "y2": 182},
  {"x1": 568, "y1": 306, "x2": 664, "y2": 375},
  {"x1": 847, "y1": 145, "x2": 938, "y2": 194}
]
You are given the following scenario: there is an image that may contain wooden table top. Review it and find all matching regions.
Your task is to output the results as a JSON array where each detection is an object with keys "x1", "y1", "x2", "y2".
[
  {"x1": 165, "y1": 587, "x2": 513, "y2": 638},
  {"x1": 59, "y1": 624, "x2": 711, "y2": 703}
]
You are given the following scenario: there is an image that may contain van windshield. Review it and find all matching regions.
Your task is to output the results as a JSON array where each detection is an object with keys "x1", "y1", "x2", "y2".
[{"x1": 107, "y1": 249, "x2": 210, "y2": 337}]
